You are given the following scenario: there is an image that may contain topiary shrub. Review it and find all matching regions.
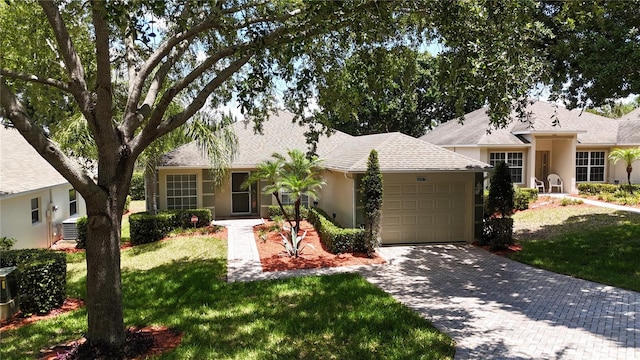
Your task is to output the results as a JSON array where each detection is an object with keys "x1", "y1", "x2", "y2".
[
  {"x1": 483, "y1": 217, "x2": 514, "y2": 251},
  {"x1": 128, "y1": 171, "x2": 145, "y2": 200},
  {"x1": 483, "y1": 161, "x2": 515, "y2": 250},
  {"x1": 1, "y1": 249, "x2": 66, "y2": 315},
  {"x1": 360, "y1": 150, "x2": 383, "y2": 257},
  {"x1": 75, "y1": 216, "x2": 88, "y2": 249}
]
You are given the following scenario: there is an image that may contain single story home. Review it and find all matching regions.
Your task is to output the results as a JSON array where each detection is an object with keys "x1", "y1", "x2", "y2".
[
  {"x1": 421, "y1": 100, "x2": 640, "y2": 193},
  {"x1": 0, "y1": 127, "x2": 87, "y2": 249},
  {"x1": 158, "y1": 111, "x2": 491, "y2": 245}
]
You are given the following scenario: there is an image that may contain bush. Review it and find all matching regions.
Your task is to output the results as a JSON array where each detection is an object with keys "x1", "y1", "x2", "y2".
[
  {"x1": 129, "y1": 171, "x2": 145, "y2": 200},
  {"x1": 0, "y1": 236, "x2": 16, "y2": 251},
  {"x1": 514, "y1": 188, "x2": 538, "y2": 211},
  {"x1": 0, "y1": 249, "x2": 66, "y2": 315},
  {"x1": 75, "y1": 217, "x2": 88, "y2": 249},
  {"x1": 482, "y1": 217, "x2": 514, "y2": 251},
  {"x1": 169, "y1": 209, "x2": 212, "y2": 228},
  {"x1": 560, "y1": 198, "x2": 584, "y2": 206},
  {"x1": 308, "y1": 207, "x2": 365, "y2": 254},
  {"x1": 578, "y1": 183, "x2": 627, "y2": 195},
  {"x1": 129, "y1": 212, "x2": 174, "y2": 245},
  {"x1": 124, "y1": 195, "x2": 131, "y2": 213},
  {"x1": 267, "y1": 205, "x2": 309, "y2": 220}
]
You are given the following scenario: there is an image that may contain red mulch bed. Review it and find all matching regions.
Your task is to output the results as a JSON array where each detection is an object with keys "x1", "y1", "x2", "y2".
[{"x1": 253, "y1": 220, "x2": 385, "y2": 272}]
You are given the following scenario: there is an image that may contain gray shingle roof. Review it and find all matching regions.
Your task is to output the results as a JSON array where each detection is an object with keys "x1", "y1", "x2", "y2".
[
  {"x1": 159, "y1": 111, "x2": 490, "y2": 172},
  {"x1": 421, "y1": 100, "x2": 621, "y2": 146},
  {"x1": 617, "y1": 108, "x2": 640, "y2": 145},
  {"x1": 1, "y1": 127, "x2": 69, "y2": 198}
]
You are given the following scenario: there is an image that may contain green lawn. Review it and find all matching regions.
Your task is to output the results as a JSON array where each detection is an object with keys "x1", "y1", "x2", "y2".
[
  {"x1": 2, "y1": 235, "x2": 454, "y2": 359},
  {"x1": 511, "y1": 204, "x2": 640, "y2": 292}
]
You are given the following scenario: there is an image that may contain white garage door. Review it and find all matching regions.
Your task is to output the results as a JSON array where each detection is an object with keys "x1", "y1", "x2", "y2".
[{"x1": 381, "y1": 177, "x2": 468, "y2": 244}]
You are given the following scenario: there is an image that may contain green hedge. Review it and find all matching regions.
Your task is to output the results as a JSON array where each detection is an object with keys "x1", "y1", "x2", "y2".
[
  {"x1": 482, "y1": 217, "x2": 514, "y2": 251},
  {"x1": 129, "y1": 209, "x2": 212, "y2": 245},
  {"x1": 578, "y1": 183, "x2": 640, "y2": 195},
  {"x1": 267, "y1": 205, "x2": 309, "y2": 220},
  {"x1": 307, "y1": 207, "x2": 365, "y2": 254},
  {"x1": 75, "y1": 216, "x2": 88, "y2": 249},
  {"x1": 0, "y1": 249, "x2": 66, "y2": 315}
]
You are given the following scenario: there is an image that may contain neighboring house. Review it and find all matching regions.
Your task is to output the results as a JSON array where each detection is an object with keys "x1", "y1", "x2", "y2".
[
  {"x1": 421, "y1": 100, "x2": 640, "y2": 193},
  {"x1": 158, "y1": 111, "x2": 491, "y2": 245},
  {"x1": 0, "y1": 127, "x2": 87, "y2": 249}
]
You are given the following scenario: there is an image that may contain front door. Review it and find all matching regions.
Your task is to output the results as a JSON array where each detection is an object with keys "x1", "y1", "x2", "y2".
[
  {"x1": 535, "y1": 151, "x2": 550, "y2": 182},
  {"x1": 231, "y1": 172, "x2": 251, "y2": 214}
]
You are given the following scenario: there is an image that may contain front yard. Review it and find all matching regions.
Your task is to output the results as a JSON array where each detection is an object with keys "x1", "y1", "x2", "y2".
[
  {"x1": 511, "y1": 198, "x2": 640, "y2": 292},
  {"x1": 1, "y1": 234, "x2": 454, "y2": 359}
]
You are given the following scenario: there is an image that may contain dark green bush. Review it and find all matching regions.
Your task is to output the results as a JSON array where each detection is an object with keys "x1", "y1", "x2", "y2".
[
  {"x1": 169, "y1": 209, "x2": 212, "y2": 228},
  {"x1": 0, "y1": 249, "x2": 66, "y2": 315},
  {"x1": 577, "y1": 183, "x2": 628, "y2": 195},
  {"x1": 129, "y1": 212, "x2": 174, "y2": 245},
  {"x1": 482, "y1": 217, "x2": 514, "y2": 251},
  {"x1": 268, "y1": 205, "x2": 309, "y2": 220},
  {"x1": 129, "y1": 171, "x2": 145, "y2": 200},
  {"x1": 514, "y1": 188, "x2": 538, "y2": 211},
  {"x1": 75, "y1": 216, "x2": 88, "y2": 249},
  {"x1": 308, "y1": 208, "x2": 365, "y2": 254}
]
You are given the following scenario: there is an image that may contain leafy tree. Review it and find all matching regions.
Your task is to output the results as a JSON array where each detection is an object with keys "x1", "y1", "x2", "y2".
[
  {"x1": 608, "y1": 148, "x2": 640, "y2": 190},
  {"x1": 360, "y1": 150, "x2": 383, "y2": 256},
  {"x1": 313, "y1": 48, "x2": 483, "y2": 137},
  {"x1": 0, "y1": 0, "x2": 571, "y2": 352},
  {"x1": 586, "y1": 97, "x2": 640, "y2": 119},
  {"x1": 243, "y1": 156, "x2": 291, "y2": 226}
]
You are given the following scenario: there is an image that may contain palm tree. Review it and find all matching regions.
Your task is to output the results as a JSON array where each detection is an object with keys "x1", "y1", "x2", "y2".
[
  {"x1": 242, "y1": 157, "x2": 293, "y2": 228},
  {"x1": 608, "y1": 147, "x2": 640, "y2": 190}
]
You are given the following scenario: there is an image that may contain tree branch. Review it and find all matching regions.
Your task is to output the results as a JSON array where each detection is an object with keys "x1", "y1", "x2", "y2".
[
  {"x1": 0, "y1": 69, "x2": 70, "y2": 92},
  {"x1": 0, "y1": 78, "x2": 100, "y2": 200}
]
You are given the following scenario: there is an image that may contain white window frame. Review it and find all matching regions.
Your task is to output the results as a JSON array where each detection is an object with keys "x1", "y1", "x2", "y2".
[
  {"x1": 576, "y1": 151, "x2": 606, "y2": 182},
  {"x1": 31, "y1": 197, "x2": 40, "y2": 224},
  {"x1": 69, "y1": 189, "x2": 78, "y2": 216},
  {"x1": 166, "y1": 174, "x2": 197, "y2": 210},
  {"x1": 280, "y1": 191, "x2": 310, "y2": 206},
  {"x1": 489, "y1": 152, "x2": 524, "y2": 184}
]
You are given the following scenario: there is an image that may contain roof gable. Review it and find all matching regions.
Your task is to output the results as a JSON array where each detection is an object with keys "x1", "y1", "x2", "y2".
[{"x1": 1, "y1": 127, "x2": 69, "y2": 198}]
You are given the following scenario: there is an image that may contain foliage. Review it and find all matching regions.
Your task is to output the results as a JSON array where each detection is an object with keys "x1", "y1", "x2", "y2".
[
  {"x1": 267, "y1": 205, "x2": 309, "y2": 220},
  {"x1": 314, "y1": 48, "x2": 483, "y2": 136},
  {"x1": 75, "y1": 217, "x2": 88, "y2": 250},
  {"x1": 308, "y1": 207, "x2": 366, "y2": 254},
  {"x1": 483, "y1": 217, "x2": 515, "y2": 251},
  {"x1": 514, "y1": 188, "x2": 538, "y2": 211},
  {"x1": 559, "y1": 198, "x2": 583, "y2": 207},
  {"x1": 360, "y1": 150, "x2": 383, "y2": 256},
  {"x1": 585, "y1": 97, "x2": 640, "y2": 118},
  {"x1": 128, "y1": 172, "x2": 145, "y2": 200},
  {"x1": 129, "y1": 209, "x2": 213, "y2": 245},
  {"x1": 487, "y1": 162, "x2": 515, "y2": 217},
  {"x1": 608, "y1": 147, "x2": 640, "y2": 187},
  {"x1": 0, "y1": 249, "x2": 66, "y2": 315},
  {"x1": 578, "y1": 183, "x2": 623, "y2": 195},
  {"x1": 0, "y1": 236, "x2": 16, "y2": 251}
]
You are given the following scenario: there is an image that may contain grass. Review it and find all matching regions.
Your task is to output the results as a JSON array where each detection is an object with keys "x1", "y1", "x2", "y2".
[
  {"x1": 121, "y1": 200, "x2": 146, "y2": 242},
  {"x1": 511, "y1": 204, "x2": 640, "y2": 292},
  {"x1": 2, "y1": 235, "x2": 454, "y2": 359}
]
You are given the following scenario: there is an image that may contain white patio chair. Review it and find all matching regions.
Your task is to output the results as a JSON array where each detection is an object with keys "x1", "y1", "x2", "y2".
[
  {"x1": 547, "y1": 174, "x2": 563, "y2": 193},
  {"x1": 535, "y1": 178, "x2": 545, "y2": 193}
]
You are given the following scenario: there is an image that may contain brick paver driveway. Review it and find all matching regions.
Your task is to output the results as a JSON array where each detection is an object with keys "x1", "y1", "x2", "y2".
[{"x1": 360, "y1": 245, "x2": 640, "y2": 360}]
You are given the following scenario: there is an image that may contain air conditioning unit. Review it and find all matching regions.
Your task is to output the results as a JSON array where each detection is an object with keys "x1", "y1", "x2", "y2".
[
  {"x1": 62, "y1": 216, "x2": 81, "y2": 240},
  {"x1": 0, "y1": 266, "x2": 18, "y2": 321}
]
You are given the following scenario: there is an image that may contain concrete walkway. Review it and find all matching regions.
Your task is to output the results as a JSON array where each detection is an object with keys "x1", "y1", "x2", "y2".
[{"x1": 214, "y1": 202, "x2": 640, "y2": 359}]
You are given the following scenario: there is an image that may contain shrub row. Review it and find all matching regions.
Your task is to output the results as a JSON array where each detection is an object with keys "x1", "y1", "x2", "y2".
[
  {"x1": 0, "y1": 249, "x2": 66, "y2": 315},
  {"x1": 129, "y1": 209, "x2": 212, "y2": 245},
  {"x1": 307, "y1": 207, "x2": 365, "y2": 254},
  {"x1": 267, "y1": 205, "x2": 309, "y2": 220},
  {"x1": 578, "y1": 183, "x2": 640, "y2": 195}
]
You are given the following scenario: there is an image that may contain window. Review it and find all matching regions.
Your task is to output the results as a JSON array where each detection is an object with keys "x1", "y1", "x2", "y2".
[
  {"x1": 281, "y1": 192, "x2": 309, "y2": 206},
  {"x1": 576, "y1": 151, "x2": 605, "y2": 182},
  {"x1": 31, "y1": 197, "x2": 40, "y2": 224},
  {"x1": 166, "y1": 174, "x2": 197, "y2": 210},
  {"x1": 69, "y1": 189, "x2": 77, "y2": 215},
  {"x1": 490, "y1": 152, "x2": 524, "y2": 183}
]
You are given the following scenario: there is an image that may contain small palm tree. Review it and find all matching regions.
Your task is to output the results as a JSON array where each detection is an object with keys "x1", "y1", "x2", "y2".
[
  {"x1": 608, "y1": 147, "x2": 640, "y2": 190},
  {"x1": 243, "y1": 157, "x2": 294, "y2": 228}
]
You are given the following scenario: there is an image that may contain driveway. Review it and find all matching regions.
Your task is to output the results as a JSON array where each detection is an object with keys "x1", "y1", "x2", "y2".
[{"x1": 359, "y1": 245, "x2": 640, "y2": 359}]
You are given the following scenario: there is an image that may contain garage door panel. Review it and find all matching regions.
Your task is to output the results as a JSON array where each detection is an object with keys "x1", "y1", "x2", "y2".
[{"x1": 382, "y1": 179, "x2": 468, "y2": 244}]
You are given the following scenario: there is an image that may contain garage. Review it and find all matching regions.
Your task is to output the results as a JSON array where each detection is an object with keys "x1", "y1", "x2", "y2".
[{"x1": 381, "y1": 173, "x2": 472, "y2": 244}]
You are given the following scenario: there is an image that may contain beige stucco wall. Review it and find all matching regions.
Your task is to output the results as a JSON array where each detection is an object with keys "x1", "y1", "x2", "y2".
[
  {"x1": 317, "y1": 170, "x2": 356, "y2": 227},
  {"x1": 606, "y1": 147, "x2": 640, "y2": 185},
  {"x1": 0, "y1": 184, "x2": 87, "y2": 249}
]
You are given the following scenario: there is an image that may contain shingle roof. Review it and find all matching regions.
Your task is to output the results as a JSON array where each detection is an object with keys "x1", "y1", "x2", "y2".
[
  {"x1": 617, "y1": 108, "x2": 640, "y2": 145},
  {"x1": 0, "y1": 127, "x2": 69, "y2": 198},
  {"x1": 421, "y1": 100, "x2": 621, "y2": 146},
  {"x1": 159, "y1": 111, "x2": 490, "y2": 172}
]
